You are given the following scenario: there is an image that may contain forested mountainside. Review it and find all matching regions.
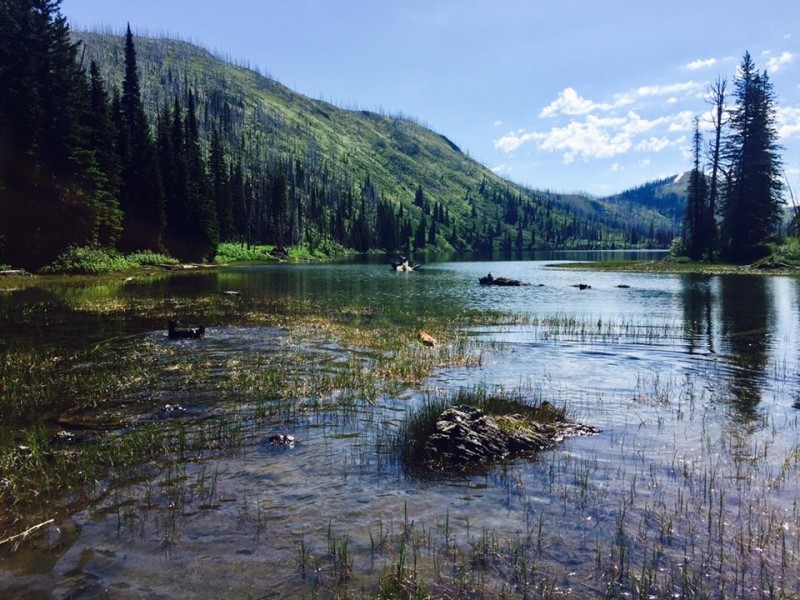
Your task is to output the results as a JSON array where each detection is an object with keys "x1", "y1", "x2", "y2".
[
  {"x1": 0, "y1": 6, "x2": 682, "y2": 272},
  {"x1": 601, "y1": 175, "x2": 688, "y2": 225},
  {"x1": 75, "y1": 31, "x2": 679, "y2": 254}
]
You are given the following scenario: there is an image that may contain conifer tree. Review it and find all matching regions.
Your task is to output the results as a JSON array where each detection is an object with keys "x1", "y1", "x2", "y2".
[
  {"x1": 720, "y1": 52, "x2": 783, "y2": 262},
  {"x1": 0, "y1": 0, "x2": 113, "y2": 268},
  {"x1": 117, "y1": 24, "x2": 165, "y2": 252},
  {"x1": 683, "y1": 118, "x2": 709, "y2": 260}
]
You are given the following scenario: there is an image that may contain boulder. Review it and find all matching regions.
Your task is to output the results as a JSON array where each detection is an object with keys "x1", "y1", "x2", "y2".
[{"x1": 424, "y1": 405, "x2": 597, "y2": 467}]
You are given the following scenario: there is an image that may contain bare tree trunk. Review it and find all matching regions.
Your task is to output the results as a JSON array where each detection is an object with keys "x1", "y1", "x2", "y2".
[{"x1": 706, "y1": 77, "x2": 728, "y2": 260}]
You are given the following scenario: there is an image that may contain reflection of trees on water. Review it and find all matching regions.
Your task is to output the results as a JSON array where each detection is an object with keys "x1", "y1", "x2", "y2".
[
  {"x1": 680, "y1": 274, "x2": 714, "y2": 355},
  {"x1": 718, "y1": 276, "x2": 770, "y2": 417}
]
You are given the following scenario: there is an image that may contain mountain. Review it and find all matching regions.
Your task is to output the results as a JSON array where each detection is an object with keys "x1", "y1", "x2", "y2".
[
  {"x1": 74, "y1": 31, "x2": 680, "y2": 253},
  {"x1": 602, "y1": 174, "x2": 688, "y2": 225}
]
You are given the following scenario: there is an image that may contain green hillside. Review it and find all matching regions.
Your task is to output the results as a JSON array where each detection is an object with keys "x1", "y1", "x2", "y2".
[{"x1": 75, "y1": 31, "x2": 679, "y2": 254}]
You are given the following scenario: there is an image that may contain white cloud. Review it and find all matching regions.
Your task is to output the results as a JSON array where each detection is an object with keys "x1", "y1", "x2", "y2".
[
  {"x1": 766, "y1": 51, "x2": 794, "y2": 73},
  {"x1": 493, "y1": 131, "x2": 541, "y2": 153},
  {"x1": 493, "y1": 120, "x2": 503, "y2": 127},
  {"x1": 611, "y1": 163, "x2": 624, "y2": 172},
  {"x1": 496, "y1": 109, "x2": 694, "y2": 163},
  {"x1": 685, "y1": 58, "x2": 717, "y2": 71},
  {"x1": 635, "y1": 137, "x2": 672, "y2": 153},
  {"x1": 539, "y1": 87, "x2": 614, "y2": 118},
  {"x1": 667, "y1": 111, "x2": 695, "y2": 133},
  {"x1": 778, "y1": 106, "x2": 800, "y2": 139},
  {"x1": 638, "y1": 159, "x2": 652, "y2": 168}
]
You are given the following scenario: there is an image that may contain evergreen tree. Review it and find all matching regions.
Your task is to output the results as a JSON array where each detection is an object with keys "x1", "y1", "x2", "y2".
[
  {"x1": 85, "y1": 60, "x2": 123, "y2": 246},
  {"x1": 0, "y1": 0, "x2": 113, "y2": 268},
  {"x1": 683, "y1": 117, "x2": 709, "y2": 260},
  {"x1": 117, "y1": 24, "x2": 165, "y2": 252},
  {"x1": 183, "y1": 89, "x2": 218, "y2": 260},
  {"x1": 209, "y1": 128, "x2": 234, "y2": 241},
  {"x1": 720, "y1": 52, "x2": 783, "y2": 262}
]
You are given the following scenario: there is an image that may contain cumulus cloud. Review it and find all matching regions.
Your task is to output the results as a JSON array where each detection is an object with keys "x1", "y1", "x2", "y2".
[
  {"x1": 766, "y1": 51, "x2": 794, "y2": 73},
  {"x1": 493, "y1": 131, "x2": 541, "y2": 153},
  {"x1": 635, "y1": 137, "x2": 672, "y2": 153},
  {"x1": 685, "y1": 57, "x2": 717, "y2": 71},
  {"x1": 495, "y1": 78, "x2": 710, "y2": 166},
  {"x1": 778, "y1": 106, "x2": 800, "y2": 139},
  {"x1": 494, "y1": 110, "x2": 691, "y2": 163},
  {"x1": 539, "y1": 87, "x2": 614, "y2": 118},
  {"x1": 540, "y1": 82, "x2": 702, "y2": 120}
]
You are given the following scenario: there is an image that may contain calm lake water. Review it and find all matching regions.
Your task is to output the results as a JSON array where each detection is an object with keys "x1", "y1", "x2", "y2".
[{"x1": 3, "y1": 253, "x2": 800, "y2": 598}]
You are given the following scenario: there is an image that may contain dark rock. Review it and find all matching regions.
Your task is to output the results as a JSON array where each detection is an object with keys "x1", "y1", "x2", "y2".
[
  {"x1": 268, "y1": 434, "x2": 296, "y2": 447},
  {"x1": 571, "y1": 283, "x2": 591, "y2": 290},
  {"x1": 479, "y1": 273, "x2": 529, "y2": 286},
  {"x1": 423, "y1": 405, "x2": 598, "y2": 468},
  {"x1": 168, "y1": 320, "x2": 205, "y2": 339}
]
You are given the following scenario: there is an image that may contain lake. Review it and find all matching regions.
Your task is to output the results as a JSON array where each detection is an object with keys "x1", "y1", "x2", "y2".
[{"x1": 2, "y1": 254, "x2": 800, "y2": 598}]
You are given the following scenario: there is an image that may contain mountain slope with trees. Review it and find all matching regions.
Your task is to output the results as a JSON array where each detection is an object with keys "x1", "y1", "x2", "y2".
[{"x1": 0, "y1": 2, "x2": 680, "y2": 271}]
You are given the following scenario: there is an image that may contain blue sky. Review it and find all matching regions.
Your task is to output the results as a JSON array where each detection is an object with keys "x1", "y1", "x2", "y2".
[{"x1": 63, "y1": 0, "x2": 800, "y2": 197}]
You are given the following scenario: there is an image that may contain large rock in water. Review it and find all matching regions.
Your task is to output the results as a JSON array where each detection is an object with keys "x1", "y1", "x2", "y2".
[{"x1": 425, "y1": 404, "x2": 597, "y2": 466}]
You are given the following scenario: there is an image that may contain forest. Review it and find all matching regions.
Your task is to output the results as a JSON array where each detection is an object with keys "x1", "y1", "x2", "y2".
[
  {"x1": 681, "y1": 54, "x2": 788, "y2": 263},
  {"x1": 0, "y1": 1, "x2": 680, "y2": 272}
]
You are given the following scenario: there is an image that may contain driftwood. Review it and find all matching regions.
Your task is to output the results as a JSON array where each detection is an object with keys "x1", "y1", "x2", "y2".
[
  {"x1": 391, "y1": 257, "x2": 421, "y2": 272},
  {"x1": 0, "y1": 519, "x2": 55, "y2": 547},
  {"x1": 417, "y1": 330, "x2": 437, "y2": 347},
  {"x1": 168, "y1": 320, "x2": 205, "y2": 339}
]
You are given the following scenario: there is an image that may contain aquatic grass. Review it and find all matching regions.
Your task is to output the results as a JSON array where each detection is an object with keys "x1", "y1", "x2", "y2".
[{"x1": 392, "y1": 387, "x2": 565, "y2": 472}]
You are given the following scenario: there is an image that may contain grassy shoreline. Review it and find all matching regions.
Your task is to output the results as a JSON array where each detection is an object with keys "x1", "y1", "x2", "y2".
[{"x1": 550, "y1": 258, "x2": 800, "y2": 275}]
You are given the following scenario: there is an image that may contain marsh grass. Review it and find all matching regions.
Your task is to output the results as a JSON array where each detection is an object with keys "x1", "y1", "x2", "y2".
[
  {"x1": 3, "y1": 278, "x2": 800, "y2": 599},
  {"x1": 0, "y1": 286, "x2": 498, "y2": 533},
  {"x1": 393, "y1": 387, "x2": 566, "y2": 472}
]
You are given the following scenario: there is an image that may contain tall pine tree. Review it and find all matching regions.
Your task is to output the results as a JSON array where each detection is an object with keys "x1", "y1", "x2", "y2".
[
  {"x1": 683, "y1": 117, "x2": 709, "y2": 260},
  {"x1": 720, "y1": 52, "x2": 783, "y2": 262},
  {"x1": 116, "y1": 24, "x2": 165, "y2": 252}
]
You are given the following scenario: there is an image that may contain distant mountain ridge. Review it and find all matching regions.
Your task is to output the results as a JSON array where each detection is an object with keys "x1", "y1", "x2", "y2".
[
  {"x1": 602, "y1": 174, "x2": 688, "y2": 224},
  {"x1": 74, "y1": 31, "x2": 682, "y2": 252}
]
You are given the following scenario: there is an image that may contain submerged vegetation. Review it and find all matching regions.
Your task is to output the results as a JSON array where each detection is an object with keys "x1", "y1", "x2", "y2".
[{"x1": 2, "y1": 266, "x2": 800, "y2": 598}]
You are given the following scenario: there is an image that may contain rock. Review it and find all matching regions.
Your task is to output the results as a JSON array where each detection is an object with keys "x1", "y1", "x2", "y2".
[
  {"x1": 479, "y1": 273, "x2": 529, "y2": 286},
  {"x1": 616, "y1": 284, "x2": 631, "y2": 289},
  {"x1": 571, "y1": 283, "x2": 591, "y2": 290},
  {"x1": 423, "y1": 405, "x2": 598, "y2": 468},
  {"x1": 168, "y1": 320, "x2": 205, "y2": 339},
  {"x1": 268, "y1": 434, "x2": 296, "y2": 446}
]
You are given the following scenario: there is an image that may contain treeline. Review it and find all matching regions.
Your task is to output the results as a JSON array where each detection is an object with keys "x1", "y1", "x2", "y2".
[
  {"x1": 1, "y1": 2, "x2": 676, "y2": 272},
  {"x1": 682, "y1": 52, "x2": 785, "y2": 263},
  {"x1": 0, "y1": 2, "x2": 412, "y2": 269}
]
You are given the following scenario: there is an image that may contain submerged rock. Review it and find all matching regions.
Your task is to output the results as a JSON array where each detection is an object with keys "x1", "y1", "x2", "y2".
[
  {"x1": 479, "y1": 273, "x2": 529, "y2": 286},
  {"x1": 424, "y1": 404, "x2": 598, "y2": 468}
]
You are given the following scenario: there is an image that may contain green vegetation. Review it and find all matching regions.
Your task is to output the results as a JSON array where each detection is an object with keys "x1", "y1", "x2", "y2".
[
  {"x1": 39, "y1": 246, "x2": 178, "y2": 274},
  {"x1": 681, "y1": 53, "x2": 786, "y2": 263},
  {"x1": 214, "y1": 241, "x2": 335, "y2": 264},
  {"x1": 0, "y1": 0, "x2": 683, "y2": 273},
  {"x1": 395, "y1": 388, "x2": 565, "y2": 470}
]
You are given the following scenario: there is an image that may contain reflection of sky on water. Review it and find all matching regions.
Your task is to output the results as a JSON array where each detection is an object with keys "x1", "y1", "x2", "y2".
[{"x1": 3, "y1": 258, "x2": 800, "y2": 597}]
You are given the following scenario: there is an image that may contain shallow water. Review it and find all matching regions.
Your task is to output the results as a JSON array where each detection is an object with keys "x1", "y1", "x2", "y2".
[{"x1": 3, "y1": 256, "x2": 800, "y2": 598}]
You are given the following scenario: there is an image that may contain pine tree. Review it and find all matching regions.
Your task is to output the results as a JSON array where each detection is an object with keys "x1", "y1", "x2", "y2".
[
  {"x1": 117, "y1": 24, "x2": 165, "y2": 252},
  {"x1": 683, "y1": 117, "x2": 709, "y2": 260},
  {"x1": 209, "y1": 128, "x2": 234, "y2": 241},
  {"x1": 721, "y1": 52, "x2": 784, "y2": 262},
  {"x1": 0, "y1": 0, "x2": 113, "y2": 268}
]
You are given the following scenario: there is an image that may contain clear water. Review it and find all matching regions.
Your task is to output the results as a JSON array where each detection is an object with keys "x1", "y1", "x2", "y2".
[{"x1": 3, "y1": 256, "x2": 800, "y2": 598}]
